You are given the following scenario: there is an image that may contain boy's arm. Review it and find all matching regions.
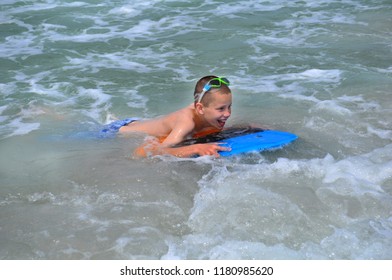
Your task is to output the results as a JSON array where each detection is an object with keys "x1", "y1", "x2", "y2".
[
  {"x1": 133, "y1": 119, "x2": 230, "y2": 157},
  {"x1": 132, "y1": 114, "x2": 231, "y2": 157},
  {"x1": 159, "y1": 120, "x2": 195, "y2": 148},
  {"x1": 134, "y1": 142, "x2": 230, "y2": 158}
]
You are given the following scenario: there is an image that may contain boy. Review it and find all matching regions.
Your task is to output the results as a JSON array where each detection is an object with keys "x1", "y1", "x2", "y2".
[{"x1": 119, "y1": 75, "x2": 232, "y2": 157}]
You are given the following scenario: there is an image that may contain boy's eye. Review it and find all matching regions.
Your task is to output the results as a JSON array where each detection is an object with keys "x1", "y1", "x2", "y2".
[{"x1": 216, "y1": 105, "x2": 231, "y2": 111}]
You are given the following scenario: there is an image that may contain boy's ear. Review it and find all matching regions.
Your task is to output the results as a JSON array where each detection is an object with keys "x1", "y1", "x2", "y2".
[{"x1": 195, "y1": 102, "x2": 205, "y2": 114}]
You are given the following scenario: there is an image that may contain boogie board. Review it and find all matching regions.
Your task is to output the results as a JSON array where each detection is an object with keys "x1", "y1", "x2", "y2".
[{"x1": 178, "y1": 127, "x2": 298, "y2": 157}]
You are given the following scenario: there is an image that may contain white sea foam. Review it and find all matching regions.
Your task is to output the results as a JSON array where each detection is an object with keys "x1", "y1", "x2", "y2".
[
  {"x1": 5, "y1": 1, "x2": 88, "y2": 16},
  {"x1": 7, "y1": 117, "x2": 40, "y2": 137},
  {"x1": 46, "y1": 10, "x2": 203, "y2": 44},
  {"x1": 108, "y1": 0, "x2": 159, "y2": 16},
  {"x1": 109, "y1": 6, "x2": 142, "y2": 17},
  {"x1": 0, "y1": 105, "x2": 9, "y2": 123},
  {"x1": 312, "y1": 100, "x2": 353, "y2": 116},
  {"x1": 376, "y1": 66, "x2": 392, "y2": 74},
  {"x1": 125, "y1": 90, "x2": 149, "y2": 110},
  {"x1": 0, "y1": 82, "x2": 16, "y2": 98},
  {"x1": 174, "y1": 145, "x2": 392, "y2": 259},
  {"x1": 322, "y1": 144, "x2": 392, "y2": 188},
  {"x1": 252, "y1": 69, "x2": 340, "y2": 86},
  {"x1": 0, "y1": 31, "x2": 42, "y2": 58},
  {"x1": 366, "y1": 126, "x2": 392, "y2": 140},
  {"x1": 278, "y1": 9, "x2": 361, "y2": 27},
  {"x1": 0, "y1": 101, "x2": 52, "y2": 138},
  {"x1": 76, "y1": 87, "x2": 112, "y2": 121},
  {"x1": 235, "y1": 69, "x2": 341, "y2": 102},
  {"x1": 28, "y1": 76, "x2": 68, "y2": 99},
  {"x1": 66, "y1": 53, "x2": 152, "y2": 73},
  {"x1": 212, "y1": 0, "x2": 295, "y2": 16}
]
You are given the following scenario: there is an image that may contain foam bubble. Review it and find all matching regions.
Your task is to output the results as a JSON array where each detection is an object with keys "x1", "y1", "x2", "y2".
[{"x1": 27, "y1": 192, "x2": 56, "y2": 204}]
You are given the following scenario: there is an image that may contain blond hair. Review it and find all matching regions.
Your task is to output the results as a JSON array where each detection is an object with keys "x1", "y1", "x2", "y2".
[{"x1": 193, "y1": 75, "x2": 231, "y2": 106}]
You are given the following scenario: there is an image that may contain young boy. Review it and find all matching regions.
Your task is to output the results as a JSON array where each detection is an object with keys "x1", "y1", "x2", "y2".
[{"x1": 119, "y1": 75, "x2": 232, "y2": 157}]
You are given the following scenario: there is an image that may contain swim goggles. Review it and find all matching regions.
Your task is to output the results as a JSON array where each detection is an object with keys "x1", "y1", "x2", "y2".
[{"x1": 197, "y1": 77, "x2": 230, "y2": 103}]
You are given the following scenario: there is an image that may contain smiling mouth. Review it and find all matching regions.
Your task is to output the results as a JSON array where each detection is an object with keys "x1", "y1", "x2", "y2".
[{"x1": 217, "y1": 119, "x2": 226, "y2": 127}]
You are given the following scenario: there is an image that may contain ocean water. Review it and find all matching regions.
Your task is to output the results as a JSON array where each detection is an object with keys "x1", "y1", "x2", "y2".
[{"x1": 1, "y1": 0, "x2": 391, "y2": 260}]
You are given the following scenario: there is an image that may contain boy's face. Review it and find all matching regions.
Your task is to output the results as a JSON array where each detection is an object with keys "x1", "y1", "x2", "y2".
[{"x1": 202, "y1": 91, "x2": 232, "y2": 129}]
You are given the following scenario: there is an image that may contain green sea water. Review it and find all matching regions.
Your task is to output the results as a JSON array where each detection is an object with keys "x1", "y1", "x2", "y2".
[{"x1": 1, "y1": 0, "x2": 392, "y2": 259}]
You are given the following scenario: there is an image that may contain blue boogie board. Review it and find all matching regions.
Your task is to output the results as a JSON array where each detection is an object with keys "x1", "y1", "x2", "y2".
[
  {"x1": 218, "y1": 130, "x2": 298, "y2": 156},
  {"x1": 178, "y1": 127, "x2": 298, "y2": 157}
]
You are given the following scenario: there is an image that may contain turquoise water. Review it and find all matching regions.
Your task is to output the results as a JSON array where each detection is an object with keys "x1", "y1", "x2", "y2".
[{"x1": 1, "y1": 0, "x2": 392, "y2": 259}]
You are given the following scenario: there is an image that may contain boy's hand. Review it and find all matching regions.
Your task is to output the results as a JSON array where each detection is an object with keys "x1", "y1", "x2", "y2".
[
  {"x1": 195, "y1": 143, "x2": 231, "y2": 157},
  {"x1": 133, "y1": 141, "x2": 231, "y2": 158}
]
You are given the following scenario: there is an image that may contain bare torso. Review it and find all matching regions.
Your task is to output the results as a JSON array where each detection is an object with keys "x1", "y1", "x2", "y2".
[{"x1": 119, "y1": 104, "x2": 219, "y2": 144}]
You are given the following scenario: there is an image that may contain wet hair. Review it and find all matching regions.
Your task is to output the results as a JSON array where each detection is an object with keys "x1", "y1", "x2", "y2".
[{"x1": 193, "y1": 75, "x2": 231, "y2": 106}]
